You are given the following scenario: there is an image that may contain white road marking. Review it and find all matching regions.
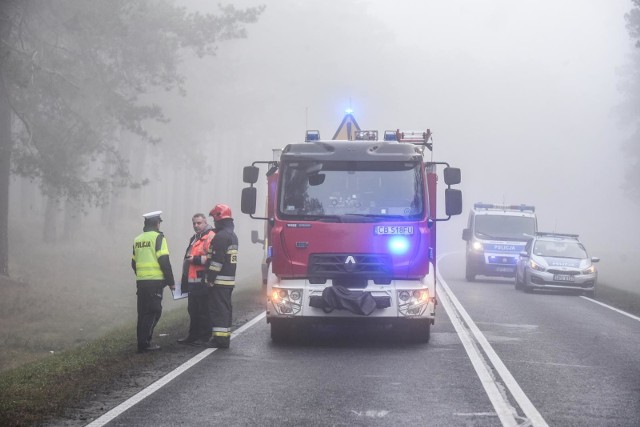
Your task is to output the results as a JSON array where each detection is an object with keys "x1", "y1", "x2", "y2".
[
  {"x1": 350, "y1": 410, "x2": 389, "y2": 418},
  {"x1": 438, "y1": 253, "x2": 549, "y2": 427},
  {"x1": 580, "y1": 296, "x2": 640, "y2": 322},
  {"x1": 436, "y1": 275, "x2": 519, "y2": 427},
  {"x1": 85, "y1": 311, "x2": 267, "y2": 427}
]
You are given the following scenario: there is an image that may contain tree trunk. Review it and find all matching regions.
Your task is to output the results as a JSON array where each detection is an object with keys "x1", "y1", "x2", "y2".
[
  {"x1": 43, "y1": 195, "x2": 59, "y2": 243},
  {"x1": 0, "y1": 82, "x2": 11, "y2": 276}
]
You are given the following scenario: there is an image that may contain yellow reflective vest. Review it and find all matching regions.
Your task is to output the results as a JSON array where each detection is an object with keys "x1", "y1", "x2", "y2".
[{"x1": 133, "y1": 230, "x2": 170, "y2": 282}]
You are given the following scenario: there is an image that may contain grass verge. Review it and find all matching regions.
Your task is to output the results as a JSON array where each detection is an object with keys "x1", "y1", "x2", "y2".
[
  {"x1": 596, "y1": 282, "x2": 640, "y2": 317},
  {"x1": 0, "y1": 308, "x2": 190, "y2": 427}
]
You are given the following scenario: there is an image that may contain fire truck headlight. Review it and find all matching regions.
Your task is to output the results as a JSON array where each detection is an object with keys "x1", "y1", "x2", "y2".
[
  {"x1": 388, "y1": 236, "x2": 410, "y2": 255},
  {"x1": 271, "y1": 288, "x2": 303, "y2": 315},
  {"x1": 472, "y1": 241, "x2": 483, "y2": 251},
  {"x1": 397, "y1": 289, "x2": 430, "y2": 316}
]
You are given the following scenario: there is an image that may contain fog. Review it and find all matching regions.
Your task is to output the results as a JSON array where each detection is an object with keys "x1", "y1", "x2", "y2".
[
  {"x1": 5, "y1": 0, "x2": 638, "y2": 334},
  {"x1": 173, "y1": 0, "x2": 638, "y2": 289}
]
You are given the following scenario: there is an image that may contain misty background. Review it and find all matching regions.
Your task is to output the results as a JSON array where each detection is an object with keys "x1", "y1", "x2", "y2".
[{"x1": 1, "y1": 0, "x2": 639, "y2": 360}]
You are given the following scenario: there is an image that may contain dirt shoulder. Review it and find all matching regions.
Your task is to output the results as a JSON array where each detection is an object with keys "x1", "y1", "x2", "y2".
[{"x1": 44, "y1": 288, "x2": 265, "y2": 426}]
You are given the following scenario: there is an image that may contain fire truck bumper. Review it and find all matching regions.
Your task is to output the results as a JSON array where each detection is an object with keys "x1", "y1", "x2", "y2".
[{"x1": 266, "y1": 278, "x2": 436, "y2": 321}]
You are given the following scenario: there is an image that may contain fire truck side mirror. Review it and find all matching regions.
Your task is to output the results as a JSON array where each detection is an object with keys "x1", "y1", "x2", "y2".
[
  {"x1": 241, "y1": 187, "x2": 257, "y2": 215},
  {"x1": 443, "y1": 167, "x2": 461, "y2": 185},
  {"x1": 243, "y1": 166, "x2": 260, "y2": 184},
  {"x1": 462, "y1": 228, "x2": 470, "y2": 241},
  {"x1": 445, "y1": 189, "x2": 463, "y2": 216}
]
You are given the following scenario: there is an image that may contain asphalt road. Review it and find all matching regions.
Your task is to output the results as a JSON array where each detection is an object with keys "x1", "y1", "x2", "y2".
[{"x1": 88, "y1": 252, "x2": 640, "y2": 427}]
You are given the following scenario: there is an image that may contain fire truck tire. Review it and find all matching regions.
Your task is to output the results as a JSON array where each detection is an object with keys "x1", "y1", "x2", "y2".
[
  {"x1": 406, "y1": 319, "x2": 431, "y2": 343},
  {"x1": 465, "y1": 263, "x2": 476, "y2": 282},
  {"x1": 270, "y1": 319, "x2": 292, "y2": 343}
]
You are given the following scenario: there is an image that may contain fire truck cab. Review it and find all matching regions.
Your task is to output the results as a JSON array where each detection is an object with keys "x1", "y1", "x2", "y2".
[{"x1": 241, "y1": 124, "x2": 462, "y2": 343}]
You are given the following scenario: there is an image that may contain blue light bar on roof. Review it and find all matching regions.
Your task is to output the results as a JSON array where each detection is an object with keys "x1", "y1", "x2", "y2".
[
  {"x1": 383, "y1": 130, "x2": 397, "y2": 141},
  {"x1": 305, "y1": 130, "x2": 320, "y2": 142},
  {"x1": 474, "y1": 203, "x2": 535, "y2": 213}
]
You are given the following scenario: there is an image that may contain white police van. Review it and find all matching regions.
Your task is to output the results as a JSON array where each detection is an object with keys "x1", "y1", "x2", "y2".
[{"x1": 462, "y1": 203, "x2": 537, "y2": 281}]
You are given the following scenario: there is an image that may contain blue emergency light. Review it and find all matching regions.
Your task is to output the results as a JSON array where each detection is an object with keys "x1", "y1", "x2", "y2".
[
  {"x1": 305, "y1": 130, "x2": 320, "y2": 142},
  {"x1": 383, "y1": 130, "x2": 397, "y2": 141},
  {"x1": 388, "y1": 236, "x2": 410, "y2": 255}
]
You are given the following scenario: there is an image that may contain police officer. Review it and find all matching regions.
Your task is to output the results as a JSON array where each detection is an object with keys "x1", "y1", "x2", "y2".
[
  {"x1": 205, "y1": 204, "x2": 238, "y2": 349},
  {"x1": 132, "y1": 211, "x2": 175, "y2": 353},
  {"x1": 177, "y1": 213, "x2": 215, "y2": 345}
]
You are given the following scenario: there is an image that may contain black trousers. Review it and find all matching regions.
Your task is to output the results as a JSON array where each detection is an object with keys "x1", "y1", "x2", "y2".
[
  {"x1": 137, "y1": 285, "x2": 164, "y2": 349},
  {"x1": 187, "y1": 284, "x2": 210, "y2": 340},
  {"x1": 208, "y1": 285, "x2": 233, "y2": 345}
]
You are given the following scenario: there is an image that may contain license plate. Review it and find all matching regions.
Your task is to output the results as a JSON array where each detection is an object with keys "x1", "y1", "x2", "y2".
[
  {"x1": 496, "y1": 267, "x2": 514, "y2": 273},
  {"x1": 374, "y1": 225, "x2": 414, "y2": 235},
  {"x1": 553, "y1": 274, "x2": 575, "y2": 282}
]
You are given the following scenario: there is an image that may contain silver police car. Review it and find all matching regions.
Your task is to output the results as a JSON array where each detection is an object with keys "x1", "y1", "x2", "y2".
[{"x1": 515, "y1": 232, "x2": 599, "y2": 297}]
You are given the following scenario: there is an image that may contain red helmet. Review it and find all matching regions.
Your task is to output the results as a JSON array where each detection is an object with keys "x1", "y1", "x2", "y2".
[{"x1": 209, "y1": 204, "x2": 232, "y2": 220}]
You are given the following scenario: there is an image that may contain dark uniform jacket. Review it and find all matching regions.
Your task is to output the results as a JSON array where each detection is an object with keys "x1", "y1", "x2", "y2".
[{"x1": 206, "y1": 219, "x2": 238, "y2": 286}]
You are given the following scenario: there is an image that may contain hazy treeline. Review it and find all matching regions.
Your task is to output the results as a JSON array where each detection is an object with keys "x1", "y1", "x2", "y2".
[{"x1": 0, "y1": 0, "x2": 264, "y2": 276}]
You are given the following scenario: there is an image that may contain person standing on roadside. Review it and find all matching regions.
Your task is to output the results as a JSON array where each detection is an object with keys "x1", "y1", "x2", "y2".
[
  {"x1": 132, "y1": 211, "x2": 175, "y2": 353},
  {"x1": 177, "y1": 213, "x2": 215, "y2": 346},
  {"x1": 205, "y1": 204, "x2": 238, "y2": 349}
]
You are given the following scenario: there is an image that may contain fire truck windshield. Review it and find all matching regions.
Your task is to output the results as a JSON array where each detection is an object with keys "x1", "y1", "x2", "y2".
[{"x1": 279, "y1": 161, "x2": 424, "y2": 221}]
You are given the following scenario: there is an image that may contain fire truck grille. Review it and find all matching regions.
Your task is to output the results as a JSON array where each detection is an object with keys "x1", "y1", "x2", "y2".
[{"x1": 308, "y1": 253, "x2": 392, "y2": 278}]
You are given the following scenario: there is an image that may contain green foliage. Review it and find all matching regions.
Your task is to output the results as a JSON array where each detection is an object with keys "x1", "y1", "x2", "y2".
[{"x1": 0, "y1": 0, "x2": 263, "y2": 205}]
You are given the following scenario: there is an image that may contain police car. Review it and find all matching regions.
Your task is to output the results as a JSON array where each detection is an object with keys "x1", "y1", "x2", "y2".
[
  {"x1": 462, "y1": 203, "x2": 537, "y2": 281},
  {"x1": 515, "y1": 232, "x2": 599, "y2": 297}
]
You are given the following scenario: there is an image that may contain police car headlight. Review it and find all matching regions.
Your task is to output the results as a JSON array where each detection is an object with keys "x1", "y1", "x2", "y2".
[
  {"x1": 582, "y1": 265, "x2": 596, "y2": 275},
  {"x1": 529, "y1": 259, "x2": 545, "y2": 272},
  {"x1": 472, "y1": 241, "x2": 483, "y2": 251}
]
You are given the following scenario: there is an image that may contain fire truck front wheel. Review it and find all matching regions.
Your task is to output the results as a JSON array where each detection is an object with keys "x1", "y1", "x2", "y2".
[
  {"x1": 270, "y1": 319, "x2": 293, "y2": 344},
  {"x1": 404, "y1": 319, "x2": 431, "y2": 343}
]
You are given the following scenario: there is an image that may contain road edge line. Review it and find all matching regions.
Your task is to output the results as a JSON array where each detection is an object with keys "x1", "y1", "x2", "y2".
[
  {"x1": 85, "y1": 311, "x2": 267, "y2": 427},
  {"x1": 438, "y1": 252, "x2": 549, "y2": 427},
  {"x1": 436, "y1": 275, "x2": 519, "y2": 427},
  {"x1": 580, "y1": 296, "x2": 640, "y2": 322}
]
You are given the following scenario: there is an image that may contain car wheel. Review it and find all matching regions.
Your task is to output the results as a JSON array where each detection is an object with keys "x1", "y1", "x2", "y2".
[
  {"x1": 465, "y1": 263, "x2": 476, "y2": 282},
  {"x1": 515, "y1": 270, "x2": 523, "y2": 290},
  {"x1": 523, "y1": 271, "x2": 534, "y2": 293}
]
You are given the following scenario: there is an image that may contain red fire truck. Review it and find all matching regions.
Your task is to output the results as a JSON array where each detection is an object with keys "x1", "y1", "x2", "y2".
[{"x1": 241, "y1": 119, "x2": 462, "y2": 343}]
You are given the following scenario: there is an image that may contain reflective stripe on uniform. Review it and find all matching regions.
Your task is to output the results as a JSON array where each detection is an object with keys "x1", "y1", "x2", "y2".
[
  {"x1": 212, "y1": 327, "x2": 231, "y2": 337},
  {"x1": 214, "y1": 279, "x2": 235, "y2": 286},
  {"x1": 208, "y1": 261, "x2": 223, "y2": 272}
]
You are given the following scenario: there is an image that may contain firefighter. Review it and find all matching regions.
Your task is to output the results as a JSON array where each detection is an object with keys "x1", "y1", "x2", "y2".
[
  {"x1": 132, "y1": 211, "x2": 175, "y2": 353},
  {"x1": 205, "y1": 204, "x2": 238, "y2": 349},
  {"x1": 177, "y1": 213, "x2": 215, "y2": 345}
]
